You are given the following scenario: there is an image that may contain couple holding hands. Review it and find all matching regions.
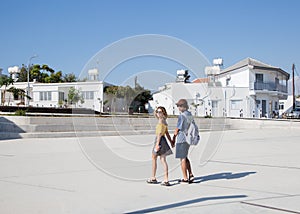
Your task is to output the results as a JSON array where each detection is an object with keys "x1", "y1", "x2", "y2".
[{"x1": 147, "y1": 99, "x2": 195, "y2": 186}]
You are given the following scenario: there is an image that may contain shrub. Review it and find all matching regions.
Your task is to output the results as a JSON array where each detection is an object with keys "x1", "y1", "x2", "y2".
[{"x1": 15, "y1": 109, "x2": 26, "y2": 116}]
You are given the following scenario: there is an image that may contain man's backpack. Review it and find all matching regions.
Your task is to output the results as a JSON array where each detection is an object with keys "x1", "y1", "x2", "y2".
[{"x1": 183, "y1": 114, "x2": 200, "y2": 146}]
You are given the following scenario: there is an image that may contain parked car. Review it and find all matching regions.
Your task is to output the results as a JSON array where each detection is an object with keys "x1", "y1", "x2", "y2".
[{"x1": 287, "y1": 107, "x2": 300, "y2": 119}]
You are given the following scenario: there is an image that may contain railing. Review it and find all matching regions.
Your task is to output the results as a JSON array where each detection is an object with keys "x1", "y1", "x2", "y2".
[{"x1": 250, "y1": 82, "x2": 287, "y2": 93}]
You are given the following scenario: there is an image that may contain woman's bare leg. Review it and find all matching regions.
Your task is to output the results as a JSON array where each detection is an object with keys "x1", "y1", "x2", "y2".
[
  {"x1": 151, "y1": 154, "x2": 158, "y2": 180},
  {"x1": 160, "y1": 155, "x2": 169, "y2": 182}
]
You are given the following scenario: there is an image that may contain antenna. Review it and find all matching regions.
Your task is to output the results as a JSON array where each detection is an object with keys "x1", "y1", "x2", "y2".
[
  {"x1": 292, "y1": 64, "x2": 295, "y2": 110},
  {"x1": 134, "y1": 76, "x2": 138, "y2": 88}
]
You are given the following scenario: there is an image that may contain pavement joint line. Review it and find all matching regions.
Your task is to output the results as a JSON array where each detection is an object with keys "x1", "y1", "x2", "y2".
[
  {"x1": 209, "y1": 160, "x2": 300, "y2": 170},
  {"x1": 241, "y1": 194, "x2": 300, "y2": 203},
  {"x1": 0, "y1": 154, "x2": 15, "y2": 157},
  {"x1": 240, "y1": 201, "x2": 300, "y2": 214},
  {"x1": 0, "y1": 179, "x2": 75, "y2": 192},
  {"x1": 201, "y1": 183, "x2": 291, "y2": 198},
  {"x1": 0, "y1": 169, "x2": 97, "y2": 179}
]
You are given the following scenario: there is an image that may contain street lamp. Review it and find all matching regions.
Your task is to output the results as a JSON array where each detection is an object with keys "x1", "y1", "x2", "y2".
[{"x1": 27, "y1": 55, "x2": 38, "y2": 106}]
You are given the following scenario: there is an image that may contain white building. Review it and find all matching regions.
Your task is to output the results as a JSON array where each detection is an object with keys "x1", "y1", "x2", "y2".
[
  {"x1": 150, "y1": 58, "x2": 290, "y2": 118},
  {"x1": 218, "y1": 58, "x2": 289, "y2": 118},
  {"x1": 0, "y1": 80, "x2": 107, "y2": 112},
  {"x1": 1, "y1": 58, "x2": 291, "y2": 117},
  {"x1": 0, "y1": 67, "x2": 118, "y2": 112}
]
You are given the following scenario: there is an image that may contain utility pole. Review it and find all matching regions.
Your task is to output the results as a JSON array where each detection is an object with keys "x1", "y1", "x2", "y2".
[
  {"x1": 134, "y1": 76, "x2": 137, "y2": 89},
  {"x1": 27, "y1": 55, "x2": 38, "y2": 107},
  {"x1": 292, "y1": 64, "x2": 295, "y2": 110}
]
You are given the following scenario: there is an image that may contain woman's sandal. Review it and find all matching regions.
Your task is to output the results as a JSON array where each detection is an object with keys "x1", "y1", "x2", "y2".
[
  {"x1": 146, "y1": 178, "x2": 158, "y2": 184},
  {"x1": 161, "y1": 181, "x2": 171, "y2": 186}
]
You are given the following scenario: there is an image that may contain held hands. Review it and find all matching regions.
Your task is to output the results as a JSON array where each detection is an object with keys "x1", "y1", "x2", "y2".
[
  {"x1": 171, "y1": 128, "x2": 179, "y2": 148},
  {"x1": 171, "y1": 135, "x2": 176, "y2": 148}
]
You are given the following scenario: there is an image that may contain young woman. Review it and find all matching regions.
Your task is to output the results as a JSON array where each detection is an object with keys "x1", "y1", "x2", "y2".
[
  {"x1": 147, "y1": 106, "x2": 173, "y2": 186},
  {"x1": 173, "y1": 99, "x2": 195, "y2": 183}
]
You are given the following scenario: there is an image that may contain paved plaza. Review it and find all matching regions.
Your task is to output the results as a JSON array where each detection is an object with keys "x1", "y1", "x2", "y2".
[{"x1": 0, "y1": 127, "x2": 300, "y2": 213}]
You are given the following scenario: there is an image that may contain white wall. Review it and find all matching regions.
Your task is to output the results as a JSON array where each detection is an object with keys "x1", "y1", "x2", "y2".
[
  {"x1": 32, "y1": 84, "x2": 58, "y2": 107},
  {"x1": 219, "y1": 68, "x2": 249, "y2": 87},
  {"x1": 152, "y1": 82, "x2": 226, "y2": 117}
]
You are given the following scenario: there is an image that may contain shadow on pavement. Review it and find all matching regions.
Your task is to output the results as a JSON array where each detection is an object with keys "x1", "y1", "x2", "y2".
[
  {"x1": 193, "y1": 171, "x2": 256, "y2": 184},
  {"x1": 125, "y1": 194, "x2": 247, "y2": 213},
  {"x1": 0, "y1": 117, "x2": 24, "y2": 140}
]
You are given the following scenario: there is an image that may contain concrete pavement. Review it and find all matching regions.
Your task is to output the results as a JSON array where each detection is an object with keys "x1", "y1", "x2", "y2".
[{"x1": 0, "y1": 127, "x2": 300, "y2": 213}]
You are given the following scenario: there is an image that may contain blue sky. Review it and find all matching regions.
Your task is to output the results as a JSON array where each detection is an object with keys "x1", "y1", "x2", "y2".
[{"x1": 1, "y1": 0, "x2": 300, "y2": 89}]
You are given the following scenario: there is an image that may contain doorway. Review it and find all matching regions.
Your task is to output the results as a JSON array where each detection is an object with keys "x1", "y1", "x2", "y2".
[{"x1": 262, "y1": 100, "x2": 267, "y2": 117}]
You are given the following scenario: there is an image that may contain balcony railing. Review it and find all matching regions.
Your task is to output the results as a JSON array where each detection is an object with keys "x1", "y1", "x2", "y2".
[{"x1": 250, "y1": 82, "x2": 287, "y2": 93}]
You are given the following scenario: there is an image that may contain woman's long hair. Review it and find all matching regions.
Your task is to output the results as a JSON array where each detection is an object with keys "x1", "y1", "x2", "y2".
[{"x1": 154, "y1": 106, "x2": 168, "y2": 119}]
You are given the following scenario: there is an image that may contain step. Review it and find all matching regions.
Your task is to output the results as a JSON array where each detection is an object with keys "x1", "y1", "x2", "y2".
[{"x1": 0, "y1": 130, "x2": 156, "y2": 139}]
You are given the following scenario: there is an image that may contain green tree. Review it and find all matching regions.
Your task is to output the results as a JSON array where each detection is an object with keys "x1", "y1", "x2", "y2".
[
  {"x1": 63, "y1": 73, "x2": 77, "y2": 82},
  {"x1": 17, "y1": 64, "x2": 63, "y2": 83},
  {"x1": 104, "y1": 86, "x2": 119, "y2": 96},
  {"x1": 121, "y1": 86, "x2": 135, "y2": 109},
  {"x1": 131, "y1": 89, "x2": 152, "y2": 113},
  {"x1": 17, "y1": 65, "x2": 28, "y2": 82},
  {"x1": 44, "y1": 71, "x2": 63, "y2": 83},
  {"x1": 104, "y1": 84, "x2": 152, "y2": 113},
  {"x1": 68, "y1": 87, "x2": 84, "y2": 107},
  {"x1": 6, "y1": 87, "x2": 31, "y2": 105},
  {"x1": 0, "y1": 76, "x2": 14, "y2": 105},
  {"x1": 104, "y1": 86, "x2": 119, "y2": 111}
]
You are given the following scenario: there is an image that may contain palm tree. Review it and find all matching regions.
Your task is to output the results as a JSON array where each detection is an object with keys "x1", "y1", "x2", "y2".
[
  {"x1": 0, "y1": 76, "x2": 14, "y2": 105},
  {"x1": 63, "y1": 73, "x2": 77, "y2": 82},
  {"x1": 6, "y1": 87, "x2": 31, "y2": 106}
]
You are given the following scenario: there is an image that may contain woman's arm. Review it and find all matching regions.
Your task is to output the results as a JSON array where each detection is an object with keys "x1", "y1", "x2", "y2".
[
  {"x1": 155, "y1": 133, "x2": 162, "y2": 151},
  {"x1": 165, "y1": 130, "x2": 173, "y2": 146}
]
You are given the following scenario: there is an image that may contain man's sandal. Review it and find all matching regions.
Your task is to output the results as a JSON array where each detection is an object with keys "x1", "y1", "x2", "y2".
[
  {"x1": 180, "y1": 179, "x2": 189, "y2": 183},
  {"x1": 146, "y1": 178, "x2": 158, "y2": 184},
  {"x1": 189, "y1": 174, "x2": 195, "y2": 183}
]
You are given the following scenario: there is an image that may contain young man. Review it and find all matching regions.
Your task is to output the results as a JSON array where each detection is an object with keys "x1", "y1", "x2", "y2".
[{"x1": 172, "y1": 99, "x2": 195, "y2": 183}]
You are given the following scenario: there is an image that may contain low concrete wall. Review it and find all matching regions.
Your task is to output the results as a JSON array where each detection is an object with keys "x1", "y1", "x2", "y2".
[
  {"x1": 0, "y1": 116, "x2": 230, "y2": 133},
  {"x1": 228, "y1": 117, "x2": 300, "y2": 130},
  {"x1": 1, "y1": 115, "x2": 299, "y2": 139}
]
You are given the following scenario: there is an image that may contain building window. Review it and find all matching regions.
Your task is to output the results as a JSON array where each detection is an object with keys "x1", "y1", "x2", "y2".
[
  {"x1": 82, "y1": 91, "x2": 94, "y2": 100},
  {"x1": 279, "y1": 102, "x2": 284, "y2": 110},
  {"x1": 255, "y1": 73, "x2": 263, "y2": 83},
  {"x1": 59, "y1": 92, "x2": 64, "y2": 101},
  {"x1": 226, "y1": 79, "x2": 230, "y2": 86},
  {"x1": 212, "y1": 101, "x2": 218, "y2": 108},
  {"x1": 231, "y1": 100, "x2": 242, "y2": 110},
  {"x1": 39, "y1": 91, "x2": 52, "y2": 101}
]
